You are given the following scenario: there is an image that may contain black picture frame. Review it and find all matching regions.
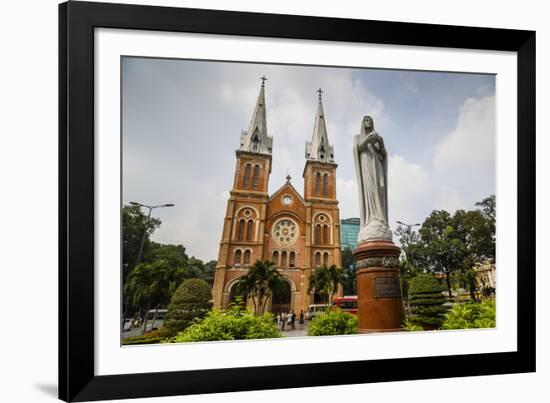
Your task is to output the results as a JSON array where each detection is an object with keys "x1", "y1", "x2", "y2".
[{"x1": 59, "y1": 1, "x2": 536, "y2": 401}]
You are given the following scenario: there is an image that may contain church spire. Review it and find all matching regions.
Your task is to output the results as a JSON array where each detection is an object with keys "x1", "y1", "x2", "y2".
[
  {"x1": 305, "y1": 88, "x2": 335, "y2": 163},
  {"x1": 239, "y1": 76, "x2": 273, "y2": 155}
]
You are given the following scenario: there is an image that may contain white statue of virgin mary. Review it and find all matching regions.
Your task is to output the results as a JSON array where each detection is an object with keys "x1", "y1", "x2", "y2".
[{"x1": 353, "y1": 116, "x2": 393, "y2": 242}]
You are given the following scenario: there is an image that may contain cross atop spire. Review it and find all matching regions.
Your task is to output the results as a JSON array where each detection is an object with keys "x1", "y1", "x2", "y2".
[
  {"x1": 305, "y1": 89, "x2": 334, "y2": 163},
  {"x1": 238, "y1": 79, "x2": 273, "y2": 155}
]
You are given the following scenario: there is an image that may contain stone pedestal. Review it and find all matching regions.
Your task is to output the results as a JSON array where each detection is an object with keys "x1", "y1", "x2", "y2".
[{"x1": 353, "y1": 240, "x2": 405, "y2": 333}]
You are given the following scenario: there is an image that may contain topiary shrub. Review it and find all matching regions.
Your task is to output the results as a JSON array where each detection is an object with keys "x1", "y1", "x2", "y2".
[
  {"x1": 169, "y1": 302, "x2": 281, "y2": 342},
  {"x1": 407, "y1": 274, "x2": 447, "y2": 330},
  {"x1": 441, "y1": 299, "x2": 495, "y2": 330},
  {"x1": 307, "y1": 309, "x2": 358, "y2": 336},
  {"x1": 164, "y1": 278, "x2": 212, "y2": 334}
]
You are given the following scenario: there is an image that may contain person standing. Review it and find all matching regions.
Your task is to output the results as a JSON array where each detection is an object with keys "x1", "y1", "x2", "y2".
[
  {"x1": 276, "y1": 312, "x2": 281, "y2": 330},
  {"x1": 281, "y1": 312, "x2": 287, "y2": 331},
  {"x1": 299, "y1": 310, "x2": 305, "y2": 330},
  {"x1": 286, "y1": 311, "x2": 292, "y2": 331},
  {"x1": 290, "y1": 310, "x2": 296, "y2": 330}
]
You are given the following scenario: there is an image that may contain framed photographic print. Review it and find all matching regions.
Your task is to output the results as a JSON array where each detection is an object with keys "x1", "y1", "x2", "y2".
[{"x1": 59, "y1": 1, "x2": 535, "y2": 401}]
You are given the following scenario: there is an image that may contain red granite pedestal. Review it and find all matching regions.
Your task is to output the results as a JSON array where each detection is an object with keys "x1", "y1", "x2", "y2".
[{"x1": 352, "y1": 240, "x2": 405, "y2": 333}]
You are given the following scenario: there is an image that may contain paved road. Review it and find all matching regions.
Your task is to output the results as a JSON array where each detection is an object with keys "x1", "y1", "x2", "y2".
[{"x1": 279, "y1": 322, "x2": 309, "y2": 337}]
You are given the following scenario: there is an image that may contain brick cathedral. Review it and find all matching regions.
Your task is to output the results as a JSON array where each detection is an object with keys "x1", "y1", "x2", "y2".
[{"x1": 212, "y1": 79, "x2": 342, "y2": 314}]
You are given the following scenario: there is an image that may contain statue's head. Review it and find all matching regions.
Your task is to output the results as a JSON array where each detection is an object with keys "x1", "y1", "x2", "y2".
[{"x1": 362, "y1": 115, "x2": 374, "y2": 133}]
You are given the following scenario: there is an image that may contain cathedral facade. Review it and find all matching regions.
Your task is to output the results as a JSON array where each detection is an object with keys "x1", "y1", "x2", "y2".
[{"x1": 212, "y1": 80, "x2": 342, "y2": 314}]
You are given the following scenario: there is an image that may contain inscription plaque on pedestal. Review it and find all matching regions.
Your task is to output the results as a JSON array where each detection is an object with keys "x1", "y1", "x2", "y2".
[{"x1": 374, "y1": 276, "x2": 402, "y2": 298}]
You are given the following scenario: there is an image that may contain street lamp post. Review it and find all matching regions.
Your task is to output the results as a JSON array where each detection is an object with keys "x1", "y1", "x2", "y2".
[
  {"x1": 130, "y1": 202, "x2": 175, "y2": 267},
  {"x1": 396, "y1": 220, "x2": 421, "y2": 236},
  {"x1": 396, "y1": 220, "x2": 421, "y2": 266},
  {"x1": 123, "y1": 201, "x2": 174, "y2": 333}
]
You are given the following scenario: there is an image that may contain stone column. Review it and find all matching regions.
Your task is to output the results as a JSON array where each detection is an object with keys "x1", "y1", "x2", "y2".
[{"x1": 352, "y1": 240, "x2": 405, "y2": 332}]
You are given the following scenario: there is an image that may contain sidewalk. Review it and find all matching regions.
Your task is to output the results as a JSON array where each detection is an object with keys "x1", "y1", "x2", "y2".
[{"x1": 280, "y1": 322, "x2": 309, "y2": 337}]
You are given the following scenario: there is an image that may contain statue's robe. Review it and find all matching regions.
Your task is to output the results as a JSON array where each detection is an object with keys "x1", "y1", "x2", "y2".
[{"x1": 353, "y1": 129, "x2": 391, "y2": 242}]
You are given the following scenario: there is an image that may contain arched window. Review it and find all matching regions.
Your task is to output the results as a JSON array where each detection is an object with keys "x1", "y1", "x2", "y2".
[
  {"x1": 234, "y1": 250, "x2": 242, "y2": 266},
  {"x1": 252, "y1": 164, "x2": 261, "y2": 190},
  {"x1": 315, "y1": 172, "x2": 321, "y2": 196},
  {"x1": 243, "y1": 163, "x2": 251, "y2": 188},
  {"x1": 243, "y1": 250, "x2": 251, "y2": 266},
  {"x1": 272, "y1": 251, "x2": 279, "y2": 266},
  {"x1": 315, "y1": 252, "x2": 321, "y2": 267},
  {"x1": 323, "y1": 252, "x2": 329, "y2": 266},
  {"x1": 251, "y1": 130, "x2": 259, "y2": 152},
  {"x1": 322, "y1": 173, "x2": 329, "y2": 197},
  {"x1": 289, "y1": 251, "x2": 295, "y2": 267},
  {"x1": 246, "y1": 219, "x2": 254, "y2": 241},
  {"x1": 322, "y1": 225, "x2": 328, "y2": 244},
  {"x1": 237, "y1": 219, "x2": 245, "y2": 240},
  {"x1": 314, "y1": 224, "x2": 321, "y2": 244},
  {"x1": 281, "y1": 251, "x2": 287, "y2": 268}
]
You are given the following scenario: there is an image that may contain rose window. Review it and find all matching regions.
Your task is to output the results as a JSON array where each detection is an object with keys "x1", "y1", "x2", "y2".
[{"x1": 272, "y1": 219, "x2": 299, "y2": 245}]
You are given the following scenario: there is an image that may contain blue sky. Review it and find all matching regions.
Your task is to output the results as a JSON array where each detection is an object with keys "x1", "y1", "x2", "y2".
[{"x1": 122, "y1": 57, "x2": 495, "y2": 260}]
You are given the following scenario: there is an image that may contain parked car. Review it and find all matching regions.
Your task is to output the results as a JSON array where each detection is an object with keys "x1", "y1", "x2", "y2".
[{"x1": 305, "y1": 304, "x2": 329, "y2": 320}]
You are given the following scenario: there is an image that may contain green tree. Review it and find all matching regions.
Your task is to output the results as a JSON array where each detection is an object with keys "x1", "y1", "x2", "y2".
[
  {"x1": 236, "y1": 260, "x2": 284, "y2": 315},
  {"x1": 201, "y1": 260, "x2": 217, "y2": 286},
  {"x1": 122, "y1": 205, "x2": 161, "y2": 280},
  {"x1": 308, "y1": 264, "x2": 345, "y2": 306},
  {"x1": 452, "y1": 209, "x2": 495, "y2": 262},
  {"x1": 147, "y1": 242, "x2": 188, "y2": 269},
  {"x1": 124, "y1": 259, "x2": 183, "y2": 334},
  {"x1": 475, "y1": 194, "x2": 496, "y2": 224},
  {"x1": 165, "y1": 278, "x2": 212, "y2": 334},
  {"x1": 395, "y1": 224, "x2": 422, "y2": 300},
  {"x1": 407, "y1": 274, "x2": 448, "y2": 330},
  {"x1": 417, "y1": 210, "x2": 467, "y2": 298}
]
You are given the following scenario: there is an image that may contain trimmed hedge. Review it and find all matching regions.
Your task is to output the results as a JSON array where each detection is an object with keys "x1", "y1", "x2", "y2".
[
  {"x1": 122, "y1": 327, "x2": 173, "y2": 345},
  {"x1": 164, "y1": 278, "x2": 212, "y2": 333},
  {"x1": 408, "y1": 274, "x2": 447, "y2": 329}
]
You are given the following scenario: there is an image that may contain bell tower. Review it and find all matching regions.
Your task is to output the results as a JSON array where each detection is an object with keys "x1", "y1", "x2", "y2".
[
  {"x1": 303, "y1": 89, "x2": 341, "y2": 289},
  {"x1": 213, "y1": 77, "x2": 273, "y2": 309}
]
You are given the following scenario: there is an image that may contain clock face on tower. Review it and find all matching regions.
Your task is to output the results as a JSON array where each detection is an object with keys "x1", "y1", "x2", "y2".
[
  {"x1": 282, "y1": 195, "x2": 292, "y2": 205},
  {"x1": 272, "y1": 219, "x2": 299, "y2": 246}
]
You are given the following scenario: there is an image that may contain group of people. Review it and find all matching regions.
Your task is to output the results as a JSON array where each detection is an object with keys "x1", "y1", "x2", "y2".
[{"x1": 276, "y1": 310, "x2": 305, "y2": 331}]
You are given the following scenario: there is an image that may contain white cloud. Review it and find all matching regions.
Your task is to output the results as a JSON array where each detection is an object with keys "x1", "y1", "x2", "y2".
[
  {"x1": 431, "y1": 94, "x2": 496, "y2": 213},
  {"x1": 336, "y1": 178, "x2": 360, "y2": 219},
  {"x1": 433, "y1": 186, "x2": 467, "y2": 213},
  {"x1": 388, "y1": 154, "x2": 432, "y2": 228},
  {"x1": 433, "y1": 95, "x2": 495, "y2": 177}
]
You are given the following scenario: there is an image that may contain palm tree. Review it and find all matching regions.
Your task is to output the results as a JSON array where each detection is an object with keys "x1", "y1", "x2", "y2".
[
  {"x1": 308, "y1": 264, "x2": 345, "y2": 306},
  {"x1": 236, "y1": 260, "x2": 283, "y2": 315},
  {"x1": 125, "y1": 259, "x2": 175, "y2": 334},
  {"x1": 125, "y1": 263, "x2": 156, "y2": 334}
]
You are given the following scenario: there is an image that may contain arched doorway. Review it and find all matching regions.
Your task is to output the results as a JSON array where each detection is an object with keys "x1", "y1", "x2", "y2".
[
  {"x1": 228, "y1": 280, "x2": 247, "y2": 308},
  {"x1": 271, "y1": 280, "x2": 291, "y2": 314}
]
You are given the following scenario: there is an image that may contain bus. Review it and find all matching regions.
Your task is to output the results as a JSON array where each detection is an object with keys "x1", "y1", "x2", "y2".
[{"x1": 333, "y1": 296, "x2": 358, "y2": 316}]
